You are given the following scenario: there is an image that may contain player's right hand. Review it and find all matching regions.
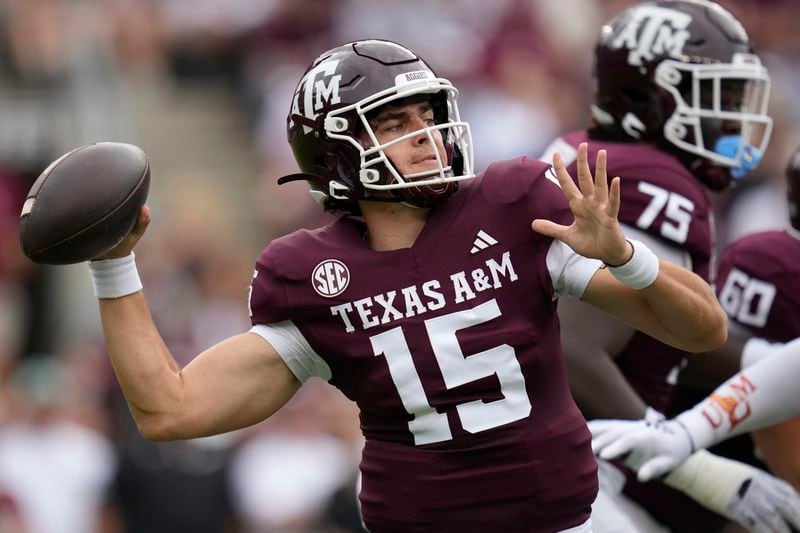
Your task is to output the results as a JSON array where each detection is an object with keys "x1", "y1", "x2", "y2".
[
  {"x1": 96, "y1": 205, "x2": 151, "y2": 260},
  {"x1": 588, "y1": 418, "x2": 694, "y2": 482}
]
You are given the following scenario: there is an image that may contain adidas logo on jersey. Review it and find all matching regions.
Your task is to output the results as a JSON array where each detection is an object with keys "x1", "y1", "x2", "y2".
[{"x1": 470, "y1": 230, "x2": 498, "y2": 254}]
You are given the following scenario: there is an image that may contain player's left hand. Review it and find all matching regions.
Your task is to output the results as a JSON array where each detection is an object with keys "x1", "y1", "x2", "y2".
[
  {"x1": 532, "y1": 142, "x2": 632, "y2": 266},
  {"x1": 724, "y1": 470, "x2": 800, "y2": 533}
]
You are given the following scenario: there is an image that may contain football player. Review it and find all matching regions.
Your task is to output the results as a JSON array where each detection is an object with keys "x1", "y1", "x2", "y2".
[
  {"x1": 539, "y1": 0, "x2": 792, "y2": 531},
  {"x1": 707, "y1": 144, "x2": 800, "y2": 492},
  {"x1": 591, "y1": 145, "x2": 800, "y2": 492},
  {"x1": 87, "y1": 39, "x2": 726, "y2": 532}
]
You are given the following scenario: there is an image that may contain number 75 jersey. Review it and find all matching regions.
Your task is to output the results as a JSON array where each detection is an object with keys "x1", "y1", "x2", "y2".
[{"x1": 249, "y1": 157, "x2": 599, "y2": 532}]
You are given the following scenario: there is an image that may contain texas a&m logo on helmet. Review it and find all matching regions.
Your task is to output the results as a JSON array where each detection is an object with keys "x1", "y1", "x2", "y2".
[
  {"x1": 607, "y1": 5, "x2": 692, "y2": 67},
  {"x1": 290, "y1": 60, "x2": 342, "y2": 135}
]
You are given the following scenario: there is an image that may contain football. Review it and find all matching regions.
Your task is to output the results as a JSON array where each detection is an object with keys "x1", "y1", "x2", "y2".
[{"x1": 18, "y1": 142, "x2": 150, "y2": 265}]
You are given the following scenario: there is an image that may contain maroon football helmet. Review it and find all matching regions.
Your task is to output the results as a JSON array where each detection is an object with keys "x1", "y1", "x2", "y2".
[
  {"x1": 280, "y1": 39, "x2": 474, "y2": 213},
  {"x1": 786, "y1": 145, "x2": 800, "y2": 233},
  {"x1": 591, "y1": 0, "x2": 772, "y2": 190}
]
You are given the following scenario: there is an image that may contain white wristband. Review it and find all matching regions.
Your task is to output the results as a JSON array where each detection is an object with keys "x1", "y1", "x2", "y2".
[
  {"x1": 607, "y1": 239, "x2": 660, "y2": 290},
  {"x1": 88, "y1": 253, "x2": 143, "y2": 299}
]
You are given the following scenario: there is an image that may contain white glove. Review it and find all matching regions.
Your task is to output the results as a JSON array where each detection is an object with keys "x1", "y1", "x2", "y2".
[
  {"x1": 723, "y1": 470, "x2": 800, "y2": 533},
  {"x1": 588, "y1": 418, "x2": 694, "y2": 482},
  {"x1": 659, "y1": 450, "x2": 800, "y2": 533}
]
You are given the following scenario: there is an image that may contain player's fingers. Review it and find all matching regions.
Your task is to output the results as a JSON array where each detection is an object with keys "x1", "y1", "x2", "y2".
[
  {"x1": 598, "y1": 433, "x2": 640, "y2": 461},
  {"x1": 755, "y1": 507, "x2": 789, "y2": 533},
  {"x1": 591, "y1": 433, "x2": 624, "y2": 456},
  {"x1": 637, "y1": 456, "x2": 675, "y2": 483},
  {"x1": 129, "y1": 205, "x2": 151, "y2": 239},
  {"x1": 576, "y1": 143, "x2": 595, "y2": 197},
  {"x1": 779, "y1": 490, "x2": 800, "y2": 529},
  {"x1": 137, "y1": 205, "x2": 151, "y2": 228},
  {"x1": 770, "y1": 514, "x2": 791, "y2": 533},
  {"x1": 588, "y1": 421, "x2": 628, "y2": 451},
  {"x1": 552, "y1": 152, "x2": 581, "y2": 200},
  {"x1": 594, "y1": 149, "x2": 609, "y2": 200},
  {"x1": 607, "y1": 177, "x2": 621, "y2": 219},
  {"x1": 531, "y1": 219, "x2": 569, "y2": 242},
  {"x1": 736, "y1": 512, "x2": 760, "y2": 533}
]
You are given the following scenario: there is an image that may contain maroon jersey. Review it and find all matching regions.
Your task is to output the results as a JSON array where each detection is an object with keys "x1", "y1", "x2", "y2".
[
  {"x1": 716, "y1": 230, "x2": 800, "y2": 340},
  {"x1": 250, "y1": 157, "x2": 597, "y2": 532},
  {"x1": 546, "y1": 131, "x2": 713, "y2": 412}
]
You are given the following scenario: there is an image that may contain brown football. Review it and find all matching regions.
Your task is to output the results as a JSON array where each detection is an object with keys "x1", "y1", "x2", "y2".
[{"x1": 18, "y1": 142, "x2": 150, "y2": 265}]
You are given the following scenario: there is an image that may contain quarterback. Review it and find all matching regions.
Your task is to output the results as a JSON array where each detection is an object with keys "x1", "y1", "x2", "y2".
[{"x1": 86, "y1": 39, "x2": 725, "y2": 532}]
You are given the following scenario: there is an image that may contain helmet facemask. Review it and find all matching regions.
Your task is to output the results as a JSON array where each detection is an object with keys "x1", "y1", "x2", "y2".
[
  {"x1": 323, "y1": 74, "x2": 474, "y2": 208},
  {"x1": 657, "y1": 52, "x2": 772, "y2": 182}
]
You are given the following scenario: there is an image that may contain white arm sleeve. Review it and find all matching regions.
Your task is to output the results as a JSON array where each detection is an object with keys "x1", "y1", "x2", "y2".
[
  {"x1": 249, "y1": 321, "x2": 332, "y2": 383},
  {"x1": 546, "y1": 240, "x2": 602, "y2": 299},
  {"x1": 677, "y1": 337, "x2": 800, "y2": 450}
]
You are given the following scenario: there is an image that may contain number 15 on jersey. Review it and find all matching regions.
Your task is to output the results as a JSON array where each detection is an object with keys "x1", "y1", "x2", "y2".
[{"x1": 370, "y1": 298, "x2": 532, "y2": 445}]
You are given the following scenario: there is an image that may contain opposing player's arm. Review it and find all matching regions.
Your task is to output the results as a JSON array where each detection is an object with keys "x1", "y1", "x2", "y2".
[
  {"x1": 582, "y1": 262, "x2": 725, "y2": 353},
  {"x1": 590, "y1": 337, "x2": 800, "y2": 480},
  {"x1": 99, "y1": 292, "x2": 300, "y2": 441},
  {"x1": 678, "y1": 338, "x2": 800, "y2": 447}
]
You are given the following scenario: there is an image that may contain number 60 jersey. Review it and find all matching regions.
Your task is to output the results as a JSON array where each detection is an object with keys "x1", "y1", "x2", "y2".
[{"x1": 249, "y1": 157, "x2": 601, "y2": 533}]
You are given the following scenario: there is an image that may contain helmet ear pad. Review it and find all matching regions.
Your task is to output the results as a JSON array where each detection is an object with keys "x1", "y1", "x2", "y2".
[
  {"x1": 595, "y1": 67, "x2": 676, "y2": 144},
  {"x1": 624, "y1": 83, "x2": 671, "y2": 143}
]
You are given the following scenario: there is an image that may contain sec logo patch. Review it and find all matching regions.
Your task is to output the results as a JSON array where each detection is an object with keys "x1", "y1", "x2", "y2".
[{"x1": 312, "y1": 259, "x2": 350, "y2": 297}]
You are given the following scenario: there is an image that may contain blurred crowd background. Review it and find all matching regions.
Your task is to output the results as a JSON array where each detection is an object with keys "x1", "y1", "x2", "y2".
[{"x1": 0, "y1": 1, "x2": 798, "y2": 532}]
